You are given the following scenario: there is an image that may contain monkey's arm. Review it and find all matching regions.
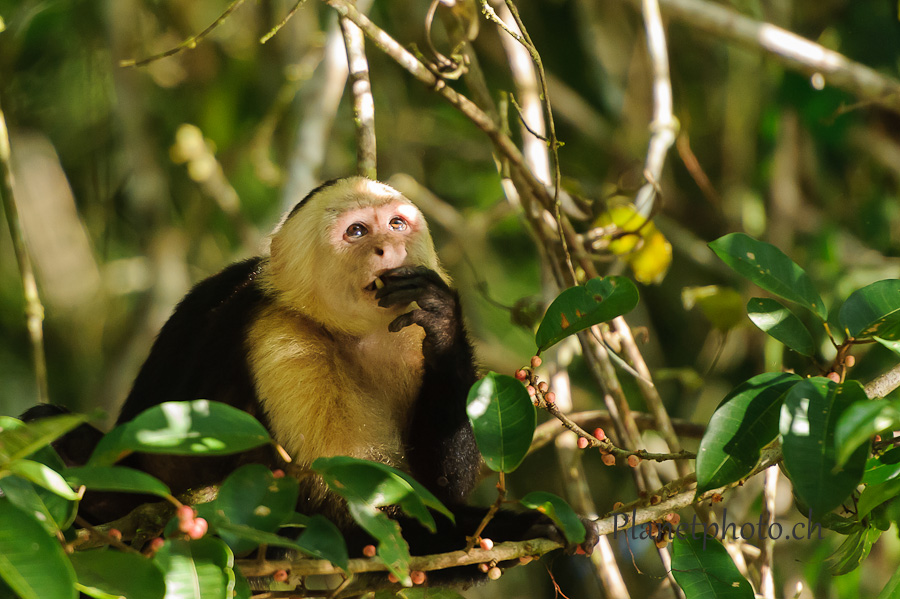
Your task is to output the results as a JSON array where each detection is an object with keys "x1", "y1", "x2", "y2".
[{"x1": 376, "y1": 267, "x2": 481, "y2": 504}]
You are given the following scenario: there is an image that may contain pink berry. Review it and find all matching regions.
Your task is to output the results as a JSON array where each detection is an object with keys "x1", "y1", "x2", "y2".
[
  {"x1": 531, "y1": 356, "x2": 542, "y2": 369},
  {"x1": 411, "y1": 570, "x2": 426, "y2": 585},
  {"x1": 537, "y1": 381, "x2": 549, "y2": 393},
  {"x1": 478, "y1": 563, "x2": 490, "y2": 573},
  {"x1": 272, "y1": 469, "x2": 285, "y2": 478},
  {"x1": 515, "y1": 369, "x2": 528, "y2": 381},
  {"x1": 479, "y1": 538, "x2": 494, "y2": 551},
  {"x1": 577, "y1": 437, "x2": 589, "y2": 449},
  {"x1": 149, "y1": 537, "x2": 165, "y2": 552},
  {"x1": 488, "y1": 566, "x2": 502, "y2": 580},
  {"x1": 593, "y1": 428, "x2": 606, "y2": 441},
  {"x1": 188, "y1": 518, "x2": 208, "y2": 539},
  {"x1": 177, "y1": 506, "x2": 194, "y2": 522},
  {"x1": 545, "y1": 392, "x2": 556, "y2": 404},
  {"x1": 827, "y1": 372, "x2": 841, "y2": 383},
  {"x1": 273, "y1": 569, "x2": 288, "y2": 582}
]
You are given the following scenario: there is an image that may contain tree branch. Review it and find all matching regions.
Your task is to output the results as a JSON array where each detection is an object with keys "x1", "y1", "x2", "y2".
[
  {"x1": 0, "y1": 99, "x2": 49, "y2": 404},
  {"x1": 620, "y1": 0, "x2": 900, "y2": 116}
]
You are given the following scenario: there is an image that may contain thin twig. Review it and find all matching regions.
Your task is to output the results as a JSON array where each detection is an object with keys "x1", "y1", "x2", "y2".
[
  {"x1": 261, "y1": 0, "x2": 310, "y2": 44},
  {"x1": 0, "y1": 100, "x2": 49, "y2": 404},
  {"x1": 339, "y1": 8, "x2": 377, "y2": 179},
  {"x1": 633, "y1": 0, "x2": 678, "y2": 218},
  {"x1": 120, "y1": 0, "x2": 247, "y2": 67},
  {"x1": 619, "y1": 0, "x2": 900, "y2": 116}
]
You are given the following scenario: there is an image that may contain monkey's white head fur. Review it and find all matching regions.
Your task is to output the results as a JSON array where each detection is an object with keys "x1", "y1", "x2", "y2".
[{"x1": 265, "y1": 177, "x2": 447, "y2": 336}]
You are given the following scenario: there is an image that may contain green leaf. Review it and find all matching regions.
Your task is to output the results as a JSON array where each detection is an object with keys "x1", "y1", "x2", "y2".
[
  {"x1": 857, "y1": 478, "x2": 900, "y2": 521},
  {"x1": 519, "y1": 492, "x2": 585, "y2": 544},
  {"x1": 874, "y1": 336, "x2": 900, "y2": 355},
  {"x1": 826, "y1": 526, "x2": 881, "y2": 575},
  {"x1": 313, "y1": 456, "x2": 452, "y2": 526},
  {"x1": 779, "y1": 379, "x2": 868, "y2": 519},
  {"x1": 670, "y1": 533, "x2": 754, "y2": 599},
  {"x1": 838, "y1": 279, "x2": 900, "y2": 340},
  {"x1": 6, "y1": 460, "x2": 78, "y2": 500},
  {"x1": 69, "y1": 549, "x2": 166, "y2": 599},
  {"x1": 534, "y1": 276, "x2": 639, "y2": 351},
  {"x1": 313, "y1": 457, "x2": 453, "y2": 583},
  {"x1": 347, "y1": 502, "x2": 410, "y2": 585},
  {"x1": 835, "y1": 399, "x2": 900, "y2": 467},
  {"x1": 746, "y1": 297, "x2": 816, "y2": 356},
  {"x1": 466, "y1": 373, "x2": 535, "y2": 473},
  {"x1": 294, "y1": 515, "x2": 350, "y2": 570},
  {"x1": 89, "y1": 401, "x2": 270, "y2": 465},
  {"x1": 0, "y1": 499, "x2": 77, "y2": 599},
  {"x1": 0, "y1": 475, "x2": 76, "y2": 534},
  {"x1": 0, "y1": 414, "x2": 88, "y2": 466},
  {"x1": 214, "y1": 464, "x2": 299, "y2": 555},
  {"x1": 709, "y1": 233, "x2": 827, "y2": 320},
  {"x1": 695, "y1": 373, "x2": 800, "y2": 495},
  {"x1": 152, "y1": 537, "x2": 235, "y2": 599},
  {"x1": 863, "y1": 447, "x2": 900, "y2": 485},
  {"x1": 876, "y1": 564, "x2": 900, "y2": 599},
  {"x1": 65, "y1": 466, "x2": 171, "y2": 498}
]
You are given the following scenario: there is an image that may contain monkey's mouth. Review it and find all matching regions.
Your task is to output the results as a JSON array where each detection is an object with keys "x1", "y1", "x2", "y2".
[{"x1": 364, "y1": 276, "x2": 385, "y2": 292}]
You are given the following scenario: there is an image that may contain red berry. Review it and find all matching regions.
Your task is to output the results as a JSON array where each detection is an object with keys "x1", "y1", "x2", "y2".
[
  {"x1": 515, "y1": 369, "x2": 528, "y2": 381},
  {"x1": 108, "y1": 529, "x2": 122, "y2": 541},
  {"x1": 363, "y1": 544, "x2": 377, "y2": 557},
  {"x1": 272, "y1": 469, "x2": 285, "y2": 478},
  {"x1": 411, "y1": 570, "x2": 426, "y2": 585},
  {"x1": 188, "y1": 518, "x2": 208, "y2": 539},
  {"x1": 149, "y1": 537, "x2": 165, "y2": 552},
  {"x1": 388, "y1": 572, "x2": 399, "y2": 583},
  {"x1": 593, "y1": 428, "x2": 606, "y2": 441},
  {"x1": 273, "y1": 569, "x2": 288, "y2": 582},
  {"x1": 577, "y1": 437, "x2": 589, "y2": 449}
]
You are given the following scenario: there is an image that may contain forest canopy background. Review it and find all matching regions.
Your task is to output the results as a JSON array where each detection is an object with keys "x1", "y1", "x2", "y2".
[{"x1": 1, "y1": 0, "x2": 900, "y2": 598}]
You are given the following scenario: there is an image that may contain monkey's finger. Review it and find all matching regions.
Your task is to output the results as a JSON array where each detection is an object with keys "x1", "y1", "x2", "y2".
[
  {"x1": 381, "y1": 267, "x2": 449, "y2": 290},
  {"x1": 388, "y1": 311, "x2": 424, "y2": 332},
  {"x1": 377, "y1": 289, "x2": 423, "y2": 308}
]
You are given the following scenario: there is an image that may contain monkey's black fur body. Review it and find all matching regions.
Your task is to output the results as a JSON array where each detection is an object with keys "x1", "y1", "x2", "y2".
[{"x1": 25, "y1": 178, "x2": 596, "y2": 579}]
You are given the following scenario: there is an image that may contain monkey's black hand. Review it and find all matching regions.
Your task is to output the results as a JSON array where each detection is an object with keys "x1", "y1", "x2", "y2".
[
  {"x1": 520, "y1": 514, "x2": 601, "y2": 556},
  {"x1": 375, "y1": 266, "x2": 463, "y2": 363}
]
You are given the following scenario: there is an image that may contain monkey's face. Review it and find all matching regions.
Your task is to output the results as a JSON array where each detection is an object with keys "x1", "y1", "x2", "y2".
[{"x1": 269, "y1": 178, "x2": 446, "y2": 336}]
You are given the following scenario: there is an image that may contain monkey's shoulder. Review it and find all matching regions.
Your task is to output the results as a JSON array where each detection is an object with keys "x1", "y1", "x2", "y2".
[{"x1": 117, "y1": 257, "x2": 269, "y2": 423}]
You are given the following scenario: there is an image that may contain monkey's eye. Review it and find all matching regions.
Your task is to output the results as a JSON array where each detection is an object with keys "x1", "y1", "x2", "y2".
[
  {"x1": 345, "y1": 223, "x2": 368, "y2": 239},
  {"x1": 389, "y1": 216, "x2": 408, "y2": 231}
]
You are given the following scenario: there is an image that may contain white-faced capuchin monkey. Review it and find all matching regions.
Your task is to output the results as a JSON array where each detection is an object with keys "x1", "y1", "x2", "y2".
[{"x1": 37, "y1": 177, "x2": 597, "y2": 578}]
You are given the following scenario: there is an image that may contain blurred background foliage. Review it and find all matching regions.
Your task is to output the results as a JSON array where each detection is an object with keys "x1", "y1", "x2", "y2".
[{"x1": 1, "y1": 0, "x2": 899, "y2": 597}]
